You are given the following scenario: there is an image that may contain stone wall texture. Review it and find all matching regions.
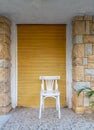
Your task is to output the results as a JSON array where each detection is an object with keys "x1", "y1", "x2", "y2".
[
  {"x1": 0, "y1": 16, "x2": 11, "y2": 114},
  {"x1": 72, "y1": 16, "x2": 94, "y2": 113}
]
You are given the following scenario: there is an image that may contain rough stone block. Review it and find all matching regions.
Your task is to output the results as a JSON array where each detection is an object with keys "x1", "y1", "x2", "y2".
[
  {"x1": 73, "y1": 82, "x2": 90, "y2": 90},
  {"x1": 76, "y1": 106, "x2": 92, "y2": 113},
  {"x1": 0, "y1": 92, "x2": 11, "y2": 107},
  {"x1": 93, "y1": 45, "x2": 94, "y2": 54},
  {"x1": 84, "y1": 75, "x2": 91, "y2": 81},
  {"x1": 90, "y1": 31, "x2": 94, "y2": 34},
  {"x1": 91, "y1": 82, "x2": 94, "y2": 87},
  {"x1": 72, "y1": 21, "x2": 86, "y2": 35},
  {"x1": 73, "y1": 16, "x2": 84, "y2": 21},
  {"x1": 0, "y1": 16, "x2": 11, "y2": 26},
  {"x1": 89, "y1": 95, "x2": 94, "y2": 105},
  {"x1": 91, "y1": 87, "x2": 94, "y2": 90},
  {"x1": 87, "y1": 63, "x2": 94, "y2": 69},
  {"x1": 73, "y1": 58, "x2": 82, "y2": 66},
  {"x1": 84, "y1": 35, "x2": 94, "y2": 43},
  {"x1": 0, "y1": 35, "x2": 10, "y2": 44},
  {"x1": 0, "y1": 23, "x2": 11, "y2": 37},
  {"x1": 84, "y1": 65, "x2": 88, "y2": 69},
  {"x1": 91, "y1": 107, "x2": 94, "y2": 113},
  {"x1": 72, "y1": 91, "x2": 92, "y2": 113},
  {"x1": 73, "y1": 104, "x2": 92, "y2": 113},
  {"x1": 73, "y1": 44, "x2": 84, "y2": 58},
  {"x1": 91, "y1": 76, "x2": 94, "y2": 81},
  {"x1": 0, "y1": 68, "x2": 10, "y2": 82},
  {"x1": 89, "y1": 94, "x2": 94, "y2": 108},
  {"x1": 85, "y1": 69, "x2": 94, "y2": 76},
  {"x1": 90, "y1": 22, "x2": 94, "y2": 30},
  {"x1": 72, "y1": 15, "x2": 94, "y2": 114},
  {"x1": 0, "y1": 16, "x2": 11, "y2": 115},
  {"x1": 85, "y1": 21, "x2": 90, "y2": 34},
  {"x1": 82, "y1": 58, "x2": 87, "y2": 65},
  {"x1": 0, "y1": 59, "x2": 11, "y2": 68},
  {"x1": 88, "y1": 55, "x2": 94, "y2": 62},
  {"x1": 84, "y1": 16, "x2": 92, "y2": 21},
  {"x1": 83, "y1": 92, "x2": 90, "y2": 107},
  {"x1": 72, "y1": 104, "x2": 85, "y2": 114},
  {"x1": 73, "y1": 66, "x2": 84, "y2": 81},
  {"x1": 74, "y1": 35, "x2": 83, "y2": 44},
  {"x1": 85, "y1": 44, "x2": 92, "y2": 56},
  {"x1": 84, "y1": 107, "x2": 92, "y2": 113},
  {"x1": 0, "y1": 82, "x2": 10, "y2": 92},
  {"x1": 72, "y1": 91, "x2": 84, "y2": 107},
  {"x1": 0, "y1": 104, "x2": 11, "y2": 114},
  {"x1": 93, "y1": 16, "x2": 94, "y2": 22},
  {"x1": 0, "y1": 43, "x2": 10, "y2": 60}
]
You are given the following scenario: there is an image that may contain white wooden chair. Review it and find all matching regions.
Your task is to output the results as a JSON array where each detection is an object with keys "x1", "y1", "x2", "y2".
[{"x1": 39, "y1": 76, "x2": 61, "y2": 119}]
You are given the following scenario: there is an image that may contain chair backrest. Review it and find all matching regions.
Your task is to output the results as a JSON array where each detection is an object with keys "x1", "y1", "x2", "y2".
[{"x1": 40, "y1": 76, "x2": 60, "y2": 91}]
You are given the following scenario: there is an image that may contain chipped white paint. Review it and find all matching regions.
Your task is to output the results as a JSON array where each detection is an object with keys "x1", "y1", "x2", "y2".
[
  {"x1": 11, "y1": 22, "x2": 72, "y2": 108},
  {"x1": 10, "y1": 22, "x2": 18, "y2": 108},
  {"x1": 66, "y1": 21, "x2": 73, "y2": 108},
  {"x1": 10, "y1": 21, "x2": 73, "y2": 109}
]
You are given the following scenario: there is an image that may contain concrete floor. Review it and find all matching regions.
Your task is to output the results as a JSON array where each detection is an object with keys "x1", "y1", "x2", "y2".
[
  {"x1": 0, "y1": 114, "x2": 10, "y2": 129},
  {"x1": 0, "y1": 107, "x2": 94, "y2": 130}
]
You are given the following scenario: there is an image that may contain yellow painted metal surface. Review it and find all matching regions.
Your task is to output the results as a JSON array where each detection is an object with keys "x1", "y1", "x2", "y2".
[{"x1": 17, "y1": 25, "x2": 66, "y2": 107}]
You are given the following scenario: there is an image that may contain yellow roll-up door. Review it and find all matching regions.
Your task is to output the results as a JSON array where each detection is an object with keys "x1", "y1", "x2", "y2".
[{"x1": 17, "y1": 25, "x2": 66, "y2": 107}]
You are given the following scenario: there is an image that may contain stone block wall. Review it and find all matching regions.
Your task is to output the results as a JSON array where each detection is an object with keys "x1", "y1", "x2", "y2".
[
  {"x1": 72, "y1": 16, "x2": 94, "y2": 113},
  {"x1": 0, "y1": 16, "x2": 11, "y2": 114}
]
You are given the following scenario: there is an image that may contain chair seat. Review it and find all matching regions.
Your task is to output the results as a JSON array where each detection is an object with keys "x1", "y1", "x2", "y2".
[{"x1": 41, "y1": 90, "x2": 60, "y2": 96}]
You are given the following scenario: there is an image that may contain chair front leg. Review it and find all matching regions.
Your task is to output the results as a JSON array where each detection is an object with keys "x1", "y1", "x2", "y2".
[
  {"x1": 39, "y1": 94, "x2": 43, "y2": 119},
  {"x1": 57, "y1": 96, "x2": 61, "y2": 119}
]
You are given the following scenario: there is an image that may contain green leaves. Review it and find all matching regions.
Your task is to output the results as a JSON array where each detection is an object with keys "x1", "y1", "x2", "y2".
[
  {"x1": 86, "y1": 91, "x2": 94, "y2": 98},
  {"x1": 77, "y1": 86, "x2": 94, "y2": 106},
  {"x1": 77, "y1": 86, "x2": 92, "y2": 96},
  {"x1": 90, "y1": 101, "x2": 94, "y2": 106}
]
